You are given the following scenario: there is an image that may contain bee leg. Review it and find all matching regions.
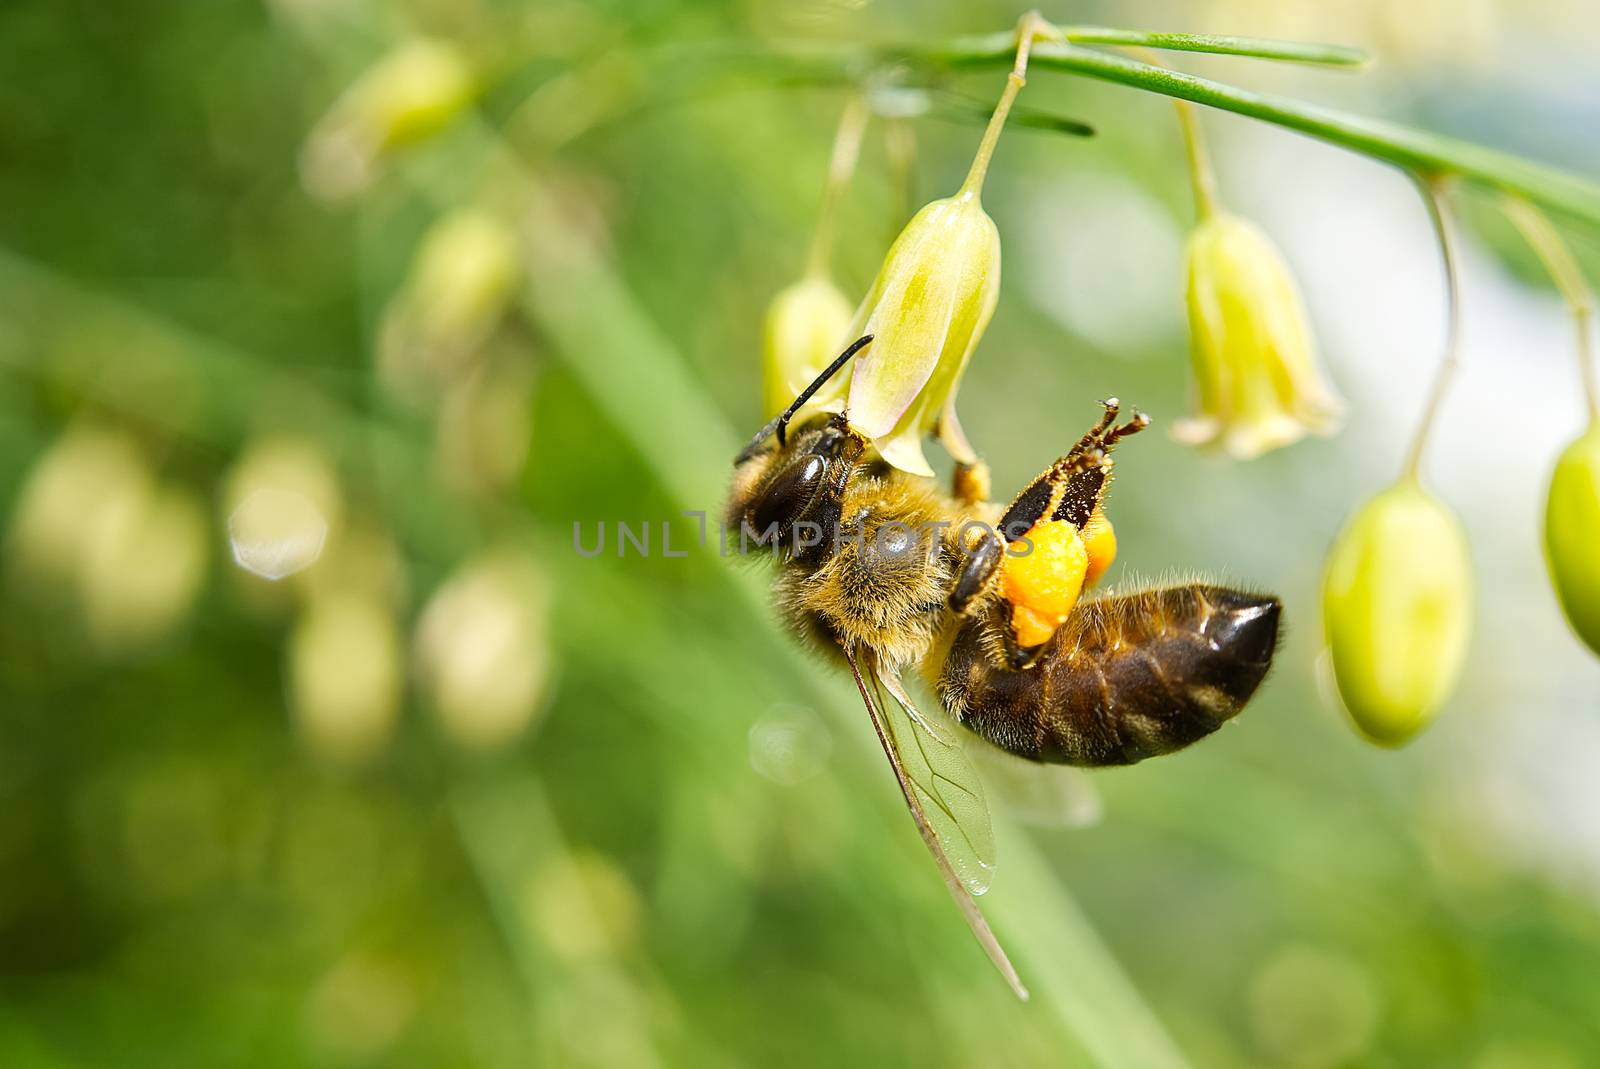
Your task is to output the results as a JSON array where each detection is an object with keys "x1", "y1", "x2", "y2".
[
  {"x1": 1089, "y1": 396, "x2": 1121, "y2": 436},
  {"x1": 1007, "y1": 631, "x2": 1047, "y2": 671},
  {"x1": 997, "y1": 447, "x2": 1101, "y2": 539},
  {"x1": 1102, "y1": 408, "x2": 1151, "y2": 448},
  {"x1": 948, "y1": 526, "x2": 1005, "y2": 615},
  {"x1": 999, "y1": 401, "x2": 1150, "y2": 535},
  {"x1": 952, "y1": 459, "x2": 991, "y2": 506},
  {"x1": 1051, "y1": 402, "x2": 1149, "y2": 526}
]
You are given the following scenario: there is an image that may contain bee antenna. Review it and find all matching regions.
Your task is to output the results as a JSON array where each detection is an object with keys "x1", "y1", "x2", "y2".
[{"x1": 736, "y1": 335, "x2": 872, "y2": 464}]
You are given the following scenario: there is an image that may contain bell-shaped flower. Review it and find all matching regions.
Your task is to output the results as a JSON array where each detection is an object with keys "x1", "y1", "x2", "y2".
[
  {"x1": 839, "y1": 192, "x2": 1000, "y2": 476},
  {"x1": 1176, "y1": 212, "x2": 1344, "y2": 459}
]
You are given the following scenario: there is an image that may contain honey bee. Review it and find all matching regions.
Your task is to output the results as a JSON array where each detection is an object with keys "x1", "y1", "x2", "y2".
[{"x1": 728, "y1": 335, "x2": 1281, "y2": 998}]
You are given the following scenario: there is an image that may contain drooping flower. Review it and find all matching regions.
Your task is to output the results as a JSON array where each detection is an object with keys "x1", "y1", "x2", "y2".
[
  {"x1": 837, "y1": 192, "x2": 1000, "y2": 476},
  {"x1": 1176, "y1": 212, "x2": 1344, "y2": 460},
  {"x1": 300, "y1": 38, "x2": 476, "y2": 201},
  {"x1": 378, "y1": 209, "x2": 519, "y2": 403},
  {"x1": 761, "y1": 273, "x2": 855, "y2": 420},
  {"x1": 1322, "y1": 479, "x2": 1473, "y2": 745},
  {"x1": 814, "y1": 56, "x2": 1034, "y2": 477}
]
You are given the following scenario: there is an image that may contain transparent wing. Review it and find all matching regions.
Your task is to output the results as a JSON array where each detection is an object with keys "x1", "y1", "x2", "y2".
[
  {"x1": 842, "y1": 647, "x2": 1027, "y2": 1000},
  {"x1": 874, "y1": 667, "x2": 997, "y2": 896},
  {"x1": 968, "y1": 739, "x2": 1105, "y2": 830}
]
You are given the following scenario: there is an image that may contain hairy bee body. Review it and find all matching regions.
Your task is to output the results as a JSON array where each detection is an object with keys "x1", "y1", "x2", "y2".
[
  {"x1": 774, "y1": 466, "x2": 962, "y2": 668},
  {"x1": 729, "y1": 403, "x2": 1281, "y2": 768}
]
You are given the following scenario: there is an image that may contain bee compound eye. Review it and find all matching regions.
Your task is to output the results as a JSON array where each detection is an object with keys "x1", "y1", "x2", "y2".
[{"x1": 750, "y1": 454, "x2": 827, "y2": 533}]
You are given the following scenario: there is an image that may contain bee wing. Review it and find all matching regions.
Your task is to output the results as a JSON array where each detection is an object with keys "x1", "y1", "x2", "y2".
[
  {"x1": 968, "y1": 740, "x2": 1105, "y2": 830},
  {"x1": 873, "y1": 667, "x2": 996, "y2": 895},
  {"x1": 842, "y1": 646, "x2": 1028, "y2": 1001}
]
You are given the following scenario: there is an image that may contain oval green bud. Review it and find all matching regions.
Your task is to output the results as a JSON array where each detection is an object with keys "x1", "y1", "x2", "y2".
[
  {"x1": 842, "y1": 192, "x2": 1000, "y2": 477},
  {"x1": 1545, "y1": 424, "x2": 1600, "y2": 655},
  {"x1": 1178, "y1": 213, "x2": 1344, "y2": 460},
  {"x1": 761, "y1": 274, "x2": 854, "y2": 420},
  {"x1": 1322, "y1": 481, "x2": 1473, "y2": 746}
]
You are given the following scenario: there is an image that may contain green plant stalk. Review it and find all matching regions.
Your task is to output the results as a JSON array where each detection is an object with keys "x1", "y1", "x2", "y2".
[
  {"x1": 1172, "y1": 98, "x2": 1217, "y2": 220},
  {"x1": 1053, "y1": 26, "x2": 1370, "y2": 66},
  {"x1": 1402, "y1": 178, "x2": 1464, "y2": 481},
  {"x1": 1129, "y1": 47, "x2": 1218, "y2": 220},
  {"x1": 899, "y1": 37, "x2": 1600, "y2": 225},
  {"x1": 1502, "y1": 196, "x2": 1600, "y2": 422},
  {"x1": 805, "y1": 94, "x2": 868, "y2": 278}
]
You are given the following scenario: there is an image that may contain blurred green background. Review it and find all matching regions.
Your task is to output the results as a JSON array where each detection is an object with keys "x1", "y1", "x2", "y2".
[{"x1": 3, "y1": 1, "x2": 1600, "y2": 1066}]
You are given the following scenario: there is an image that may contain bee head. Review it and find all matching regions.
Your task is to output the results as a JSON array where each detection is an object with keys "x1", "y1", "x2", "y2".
[{"x1": 727, "y1": 412, "x2": 866, "y2": 555}]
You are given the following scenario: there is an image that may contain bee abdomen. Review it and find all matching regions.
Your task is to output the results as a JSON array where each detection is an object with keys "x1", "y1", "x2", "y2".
[{"x1": 940, "y1": 585, "x2": 1281, "y2": 766}]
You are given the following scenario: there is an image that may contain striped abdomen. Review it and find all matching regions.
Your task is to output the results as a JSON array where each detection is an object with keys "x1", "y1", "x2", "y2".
[{"x1": 939, "y1": 585, "x2": 1281, "y2": 766}]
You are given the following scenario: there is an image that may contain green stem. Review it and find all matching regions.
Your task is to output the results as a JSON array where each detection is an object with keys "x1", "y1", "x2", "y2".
[
  {"x1": 906, "y1": 39, "x2": 1600, "y2": 225},
  {"x1": 1131, "y1": 48, "x2": 1219, "y2": 220},
  {"x1": 1403, "y1": 178, "x2": 1463, "y2": 481},
  {"x1": 1501, "y1": 196, "x2": 1600, "y2": 423},
  {"x1": 1053, "y1": 26, "x2": 1369, "y2": 66},
  {"x1": 805, "y1": 95, "x2": 868, "y2": 278},
  {"x1": 1173, "y1": 99, "x2": 1218, "y2": 220},
  {"x1": 957, "y1": 13, "x2": 1045, "y2": 199},
  {"x1": 885, "y1": 117, "x2": 917, "y2": 231}
]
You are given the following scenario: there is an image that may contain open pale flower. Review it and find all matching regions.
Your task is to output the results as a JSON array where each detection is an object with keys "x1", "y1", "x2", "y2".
[
  {"x1": 1176, "y1": 213, "x2": 1343, "y2": 460},
  {"x1": 836, "y1": 192, "x2": 1000, "y2": 476}
]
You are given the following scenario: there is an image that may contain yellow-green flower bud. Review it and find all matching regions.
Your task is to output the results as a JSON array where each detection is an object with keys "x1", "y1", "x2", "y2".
[
  {"x1": 838, "y1": 192, "x2": 1000, "y2": 476},
  {"x1": 379, "y1": 209, "x2": 519, "y2": 402},
  {"x1": 1545, "y1": 424, "x2": 1600, "y2": 655},
  {"x1": 1322, "y1": 481, "x2": 1473, "y2": 745},
  {"x1": 416, "y1": 551, "x2": 550, "y2": 751},
  {"x1": 761, "y1": 274, "x2": 854, "y2": 420},
  {"x1": 1177, "y1": 213, "x2": 1344, "y2": 460},
  {"x1": 301, "y1": 38, "x2": 476, "y2": 201},
  {"x1": 288, "y1": 591, "x2": 403, "y2": 766},
  {"x1": 80, "y1": 483, "x2": 209, "y2": 654}
]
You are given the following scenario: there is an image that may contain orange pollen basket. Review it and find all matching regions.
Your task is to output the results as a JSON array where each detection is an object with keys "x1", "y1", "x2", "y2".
[{"x1": 1001, "y1": 512, "x2": 1117, "y2": 648}]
